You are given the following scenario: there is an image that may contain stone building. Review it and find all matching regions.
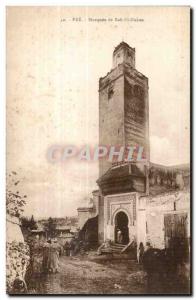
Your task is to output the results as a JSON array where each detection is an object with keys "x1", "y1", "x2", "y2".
[{"x1": 77, "y1": 42, "x2": 190, "y2": 260}]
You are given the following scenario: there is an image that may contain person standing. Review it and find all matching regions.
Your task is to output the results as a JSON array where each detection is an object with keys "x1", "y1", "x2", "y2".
[
  {"x1": 64, "y1": 241, "x2": 70, "y2": 256},
  {"x1": 117, "y1": 229, "x2": 123, "y2": 244},
  {"x1": 42, "y1": 239, "x2": 51, "y2": 273},
  {"x1": 138, "y1": 242, "x2": 145, "y2": 264},
  {"x1": 69, "y1": 238, "x2": 76, "y2": 256},
  {"x1": 47, "y1": 239, "x2": 60, "y2": 273},
  {"x1": 31, "y1": 235, "x2": 43, "y2": 274}
]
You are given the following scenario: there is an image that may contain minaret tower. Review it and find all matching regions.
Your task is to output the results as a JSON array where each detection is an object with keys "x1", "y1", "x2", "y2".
[{"x1": 99, "y1": 42, "x2": 149, "y2": 177}]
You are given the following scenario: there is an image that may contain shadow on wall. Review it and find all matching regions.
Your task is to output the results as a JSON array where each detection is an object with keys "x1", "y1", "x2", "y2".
[{"x1": 78, "y1": 215, "x2": 98, "y2": 247}]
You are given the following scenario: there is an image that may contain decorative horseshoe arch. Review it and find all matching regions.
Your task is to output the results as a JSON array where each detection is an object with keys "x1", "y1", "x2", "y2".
[
  {"x1": 113, "y1": 209, "x2": 131, "y2": 244},
  {"x1": 112, "y1": 208, "x2": 131, "y2": 226}
]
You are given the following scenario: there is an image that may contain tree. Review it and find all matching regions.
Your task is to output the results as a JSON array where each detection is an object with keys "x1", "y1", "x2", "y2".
[
  {"x1": 21, "y1": 216, "x2": 30, "y2": 228},
  {"x1": 6, "y1": 172, "x2": 27, "y2": 218},
  {"x1": 20, "y1": 215, "x2": 37, "y2": 232},
  {"x1": 44, "y1": 217, "x2": 56, "y2": 238},
  {"x1": 29, "y1": 215, "x2": 37, "y2": 230}
]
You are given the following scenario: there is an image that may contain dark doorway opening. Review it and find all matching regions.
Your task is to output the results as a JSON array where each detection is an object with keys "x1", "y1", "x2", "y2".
[
  {"x1": 115, "y1": 211, "x2": 129, "y2": 245},
  {"x1": 164, "y1": 213, "x2": 189, "y2": 264}
]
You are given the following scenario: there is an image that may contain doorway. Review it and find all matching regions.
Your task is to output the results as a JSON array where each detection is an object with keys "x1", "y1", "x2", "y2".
[
  {"x1": 115, "y1": 211, "x2": 129, "y2": 245},
  {"x1": 164, "y1": 213, "x2": 189, "y2": 263}
]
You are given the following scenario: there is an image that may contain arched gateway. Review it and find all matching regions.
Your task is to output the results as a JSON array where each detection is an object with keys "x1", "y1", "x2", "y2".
[{"x1": 114, "y1": 211, "x2": 129, "y2": 245}]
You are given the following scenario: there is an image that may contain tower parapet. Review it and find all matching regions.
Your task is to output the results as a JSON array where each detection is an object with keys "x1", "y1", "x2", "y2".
[{"x1": 113, "y1": 42, "x2": 135, "y2": 69}]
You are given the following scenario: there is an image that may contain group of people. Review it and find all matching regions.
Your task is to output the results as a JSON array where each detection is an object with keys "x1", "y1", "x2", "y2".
[
  {"x1": 42, "y1": 239, "x2": 62, "y2": 273},
  {"x1": 63, "y1": 238, "x2": 87, "y2": 256},
  {"x1": 30, "y1": 235, "x2": 88, "y2": 275},
  {"x1": 30, "y1": 236, "x2": 62, "y2": 274},
  {"x1": 63, "y1": 241, "x2": 75, "y2": 256}
]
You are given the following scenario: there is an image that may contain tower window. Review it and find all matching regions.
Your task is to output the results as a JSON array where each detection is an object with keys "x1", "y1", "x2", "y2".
[
  {"x1": 128, "y1": 52, "x2": 132, "y2": 58},
  {"x1": 108, "y1": 88, "x2": 114, "y2": 100},
  {"x1": 134, "y1": 85, "x2": 144, "y2": 98}
]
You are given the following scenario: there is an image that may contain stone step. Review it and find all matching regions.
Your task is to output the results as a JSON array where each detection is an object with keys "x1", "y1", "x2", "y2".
[
  {"x1": 112, "y1": 243, "x2": 126, "y2": 248},
  {"x1": 110, "y1": 243, "x2": 127, "y2": 253}
]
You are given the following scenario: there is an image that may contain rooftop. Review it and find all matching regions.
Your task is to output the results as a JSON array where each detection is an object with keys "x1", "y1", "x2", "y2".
[{"x1": 113, "y1": 41, "x2": 135, "y2": 54}]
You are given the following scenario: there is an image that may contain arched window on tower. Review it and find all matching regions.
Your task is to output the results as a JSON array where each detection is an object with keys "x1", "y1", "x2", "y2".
[{"x1": 108, "y1": 86, "x2": 114, "y2": 101}]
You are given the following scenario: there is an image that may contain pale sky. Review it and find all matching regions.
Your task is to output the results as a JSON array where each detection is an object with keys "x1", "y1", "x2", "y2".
[{"x1": 6, "y1": 7, "x2": 190, "y2": 218}]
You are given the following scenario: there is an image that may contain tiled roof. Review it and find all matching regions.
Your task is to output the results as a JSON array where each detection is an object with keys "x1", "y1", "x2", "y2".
[{"x1": 97, "y1": 162, "x2": 145, "y2": 184}]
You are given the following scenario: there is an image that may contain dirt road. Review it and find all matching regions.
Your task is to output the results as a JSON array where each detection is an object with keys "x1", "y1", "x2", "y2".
[
  {"x1": 27, "y1": 253, "x2": 189, "y2": 295},
  {"x1": 27, "y1": 254, "x2": 146, "y2": 294}
]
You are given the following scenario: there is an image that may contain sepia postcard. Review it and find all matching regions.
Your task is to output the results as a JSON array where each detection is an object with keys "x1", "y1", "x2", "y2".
[{"x1": 6, "y1": 6, "x2": 191, "y2": 295}]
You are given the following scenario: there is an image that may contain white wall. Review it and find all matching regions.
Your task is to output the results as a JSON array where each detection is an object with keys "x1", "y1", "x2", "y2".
[{"x1": 137, "y1": 191, "x2": 190, "y2": 249}]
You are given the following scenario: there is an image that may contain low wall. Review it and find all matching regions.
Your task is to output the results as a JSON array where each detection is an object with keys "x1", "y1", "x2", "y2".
[{"x1": 6, "y1": 215, "x2": 30, "y2": 293}]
